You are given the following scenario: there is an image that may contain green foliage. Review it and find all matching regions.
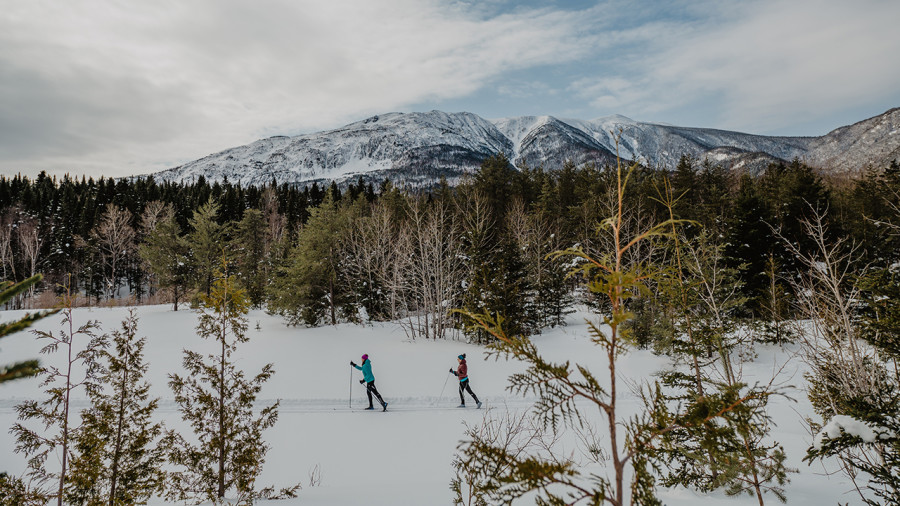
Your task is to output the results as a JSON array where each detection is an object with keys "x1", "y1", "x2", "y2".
[
  {"x1": 804, "y1": 414, "x2": 900, "y2": 506},
  {"x1": 139, "y1": 205, "x2": 191, "y2": 310},
  {"x1": 802, "y1": 261, "x2": 900, "y2": 504},
  {"x1": 0, "y1": 472, "x2": 47, "y2": 506},
  {"x1": 0, "y1": 274, "x2": 58, "y2": 383},
  {"x1": 267, "y1": 189, "x2": 356, "y2": 325},
  {"x1": 187, "y1": 200, "x2": 225, "y2": 299},
  {"x1": 165, "y1": 268, "x2": 285, "y2": 504},
  {"x1": 66, "y1": 309, "x2": 165, "y2": 506},
  {"x1": 452, "y1": 156, "x2": 680, "y2": 506},
  {"x1": 232, "y1": 209, "x2": 268, "y2": 307}
]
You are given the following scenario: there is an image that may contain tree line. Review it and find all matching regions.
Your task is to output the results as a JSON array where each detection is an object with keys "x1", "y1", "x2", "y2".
[{"x1": 2, "y1": 155, "x2": 898, "y2": 341}]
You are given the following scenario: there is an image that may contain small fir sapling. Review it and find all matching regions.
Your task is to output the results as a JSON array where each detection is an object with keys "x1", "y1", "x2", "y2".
[
  {"x1": 165, "y1": 265, "x2": 299, "y2": 504},
  {"x1": 65, "y1": 309, "x2": 165, "y2": 505}
]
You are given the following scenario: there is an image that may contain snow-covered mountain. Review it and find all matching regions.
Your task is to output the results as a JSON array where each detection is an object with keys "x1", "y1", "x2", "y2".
[{"x1": 151, "y1": 108, "x2": 900, "y2": 187}]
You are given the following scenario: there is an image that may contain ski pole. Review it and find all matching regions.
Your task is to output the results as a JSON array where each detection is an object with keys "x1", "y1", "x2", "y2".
[
  {"x1": 438, "y1": 371, "x2": 451, "y2": 403},
  {"x1": 349, "y1": 366, "x2": 353, "y2": 409}
]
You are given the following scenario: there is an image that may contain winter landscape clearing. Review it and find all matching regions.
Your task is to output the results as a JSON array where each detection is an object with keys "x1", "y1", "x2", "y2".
[{"x1": 0, "y1": 304, "x2": 858, "y2": 505}]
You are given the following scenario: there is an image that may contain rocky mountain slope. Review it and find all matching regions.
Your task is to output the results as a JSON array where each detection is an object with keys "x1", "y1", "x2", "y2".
[{"x1": 151, "y1": 108, "x2": 900, "y2": 187}]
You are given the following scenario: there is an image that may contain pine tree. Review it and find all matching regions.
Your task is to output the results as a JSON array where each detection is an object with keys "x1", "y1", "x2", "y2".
[
  {"x1": 66, "y1": 309, "x2": 165, "y2": 505},
  {"x1": 11, "y1": 286, "x2": 106, "y2": 506},
  {"x1": 165, "y1": 266, "x2": 291, "y2": 504}
]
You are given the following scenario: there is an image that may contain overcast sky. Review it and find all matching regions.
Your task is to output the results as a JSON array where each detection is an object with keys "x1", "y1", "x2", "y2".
[{"x1": 2, "y1": 0, "x2": 899, "y2": 180}]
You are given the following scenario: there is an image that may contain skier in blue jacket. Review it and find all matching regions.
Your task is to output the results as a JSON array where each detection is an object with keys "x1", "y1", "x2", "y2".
[{"x1": 350, "y1": 354, "x2": 388, "y2": 411}]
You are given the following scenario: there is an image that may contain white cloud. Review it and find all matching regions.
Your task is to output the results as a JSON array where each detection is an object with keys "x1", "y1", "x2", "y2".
[
  {"x1": 572, "y1": 0, "x2": 900, "y2": 133},
  {"x1": 0, "y1": 0, "x2": 596, "y2": 178},
  {"x1": 3, "y1": 0, "x2": 898, "y2": 178}
]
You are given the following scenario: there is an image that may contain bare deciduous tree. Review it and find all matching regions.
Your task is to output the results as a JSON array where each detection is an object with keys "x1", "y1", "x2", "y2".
[
  {"x1": 343, "y1": 200, "x2": 404, "y2": 321},
  {"x1": 782, "y1": 206, "x2": 893, "y2": 502},
  {"x1": 0, "y1": 209, "x2": 17, "y2": 282},
  {"x1": 404, "y1": 198, "x2": 465, "y2": 340},
  {"x1": 91, "y1": 204, "x2": 135, "y2": 299},
  {"x1": 17, "y1": 215, "x2": 43, "y2": 304}
]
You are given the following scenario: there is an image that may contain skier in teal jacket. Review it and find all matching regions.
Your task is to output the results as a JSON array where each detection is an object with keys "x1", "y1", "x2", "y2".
[{"x1": 351, "y1": 354, "x2": 388, "y2": 411}]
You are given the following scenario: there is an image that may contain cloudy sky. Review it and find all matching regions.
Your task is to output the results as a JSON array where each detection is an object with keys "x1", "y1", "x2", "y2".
[{"x1": 2, "y1": 0, "x2": 899, "y2": 179}]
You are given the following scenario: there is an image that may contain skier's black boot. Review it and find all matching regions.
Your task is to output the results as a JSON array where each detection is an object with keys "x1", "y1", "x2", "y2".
[{"x1": 365, "y1": 405, "x2": 375, "y2": 410}]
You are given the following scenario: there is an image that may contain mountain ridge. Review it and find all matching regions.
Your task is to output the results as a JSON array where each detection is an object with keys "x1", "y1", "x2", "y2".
[{"x1": 151, "y1": 108, "x2": 900, "y2": 187}]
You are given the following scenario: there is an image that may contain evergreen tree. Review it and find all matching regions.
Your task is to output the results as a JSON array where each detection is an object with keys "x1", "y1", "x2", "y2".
[
  {"x1": 187, "y1": 200, "x2": 225, "y2": 298},
  {"x1": 0, "y1": 274, "x2": 58, "y2": 383},
  {"x1": 652, "y1": 230, "x2": 793, "y2": 503},
  {"x1": 725, "y1": 174, "x2": 777, "y2": 314},
  {"x1": 66, "y1": 309, "x2": 165, "y2": 506},
  {"x1": 267, "y1": 189, "x2": 353, "y2": 325},
  {"x1": 166, "y1": 267, "x2": 291, "y2": 504},
  {"x1": 11, "y1": 287, "x2": 106, "y2": 506},
  {"x1": 805, "y1": 200, "x2": 900, "y2": 504},
  {"x1": 231, "y1": 209, "x2": 267, "y2": 308},
  {"x1": 0, "y1": 472, "x2": 46, "y2": 505},
  {"x1": 139, "y1": 206, "x2": 190, "y2": 310}
]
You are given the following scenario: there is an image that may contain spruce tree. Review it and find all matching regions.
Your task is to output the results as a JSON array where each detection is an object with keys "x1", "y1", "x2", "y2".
[
  {"x1": 805, "y1": 236, "x2": 900, "y2": 504},
  {"x1": 66, "y1": 309, "x2": 165, "y2": 506},
  {"x1": 652, "y1": 230, "x2": 793, "y2": 504},
  {"x1": 165, "y1": 266, "x2": 289, "y2": 504}
]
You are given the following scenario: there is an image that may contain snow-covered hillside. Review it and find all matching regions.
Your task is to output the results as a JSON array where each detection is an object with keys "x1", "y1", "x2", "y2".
[
  {"x1": 0, "y1": 305, "x2": 860, "y2": 505},
  {"x1": 150, "y1": 108, "x2": 900, "y2": 188}
]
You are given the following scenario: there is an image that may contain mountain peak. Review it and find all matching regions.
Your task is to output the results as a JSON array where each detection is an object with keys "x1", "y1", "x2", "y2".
[{"x1": 151, "y1": 108, "x2": 900, "y2": 187}]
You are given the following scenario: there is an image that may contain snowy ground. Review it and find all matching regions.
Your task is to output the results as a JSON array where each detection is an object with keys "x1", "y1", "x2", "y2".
[{"x1": 0, "y1": 305, "x2": 859, "y2": 504}]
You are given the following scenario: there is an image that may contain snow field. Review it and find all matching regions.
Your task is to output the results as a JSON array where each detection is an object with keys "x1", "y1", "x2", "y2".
[{"x1": 0, "y1": 305, "x2": 859, "y2": 504}]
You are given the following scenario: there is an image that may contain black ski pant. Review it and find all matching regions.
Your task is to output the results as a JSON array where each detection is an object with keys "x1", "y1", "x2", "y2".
[
  {"x1": 459, "y1": 378, "x2": 479, "y2": 405},
  {"x1": 366, "y1": 381, "x2": 386, "y2": 408}
]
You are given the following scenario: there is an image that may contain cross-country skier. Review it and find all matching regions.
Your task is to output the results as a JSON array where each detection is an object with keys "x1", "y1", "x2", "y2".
[
  {"x1": 450, "y1": 353, "x2": 481, "y2": 408},
  {"x1": 351, "y1": 354, "x2": 388, "y2": 411}
]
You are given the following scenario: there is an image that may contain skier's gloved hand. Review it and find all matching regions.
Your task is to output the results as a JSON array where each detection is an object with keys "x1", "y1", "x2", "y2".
[
  {"x1": 359, "y1": 379, "x2": 365, "y2": 384},
  {"x1": 449, "y1": 368, "x2": 454, "y2": 374},
  {"x1": 350, "y1": 361, "x2": 357, "y2": 367}
]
